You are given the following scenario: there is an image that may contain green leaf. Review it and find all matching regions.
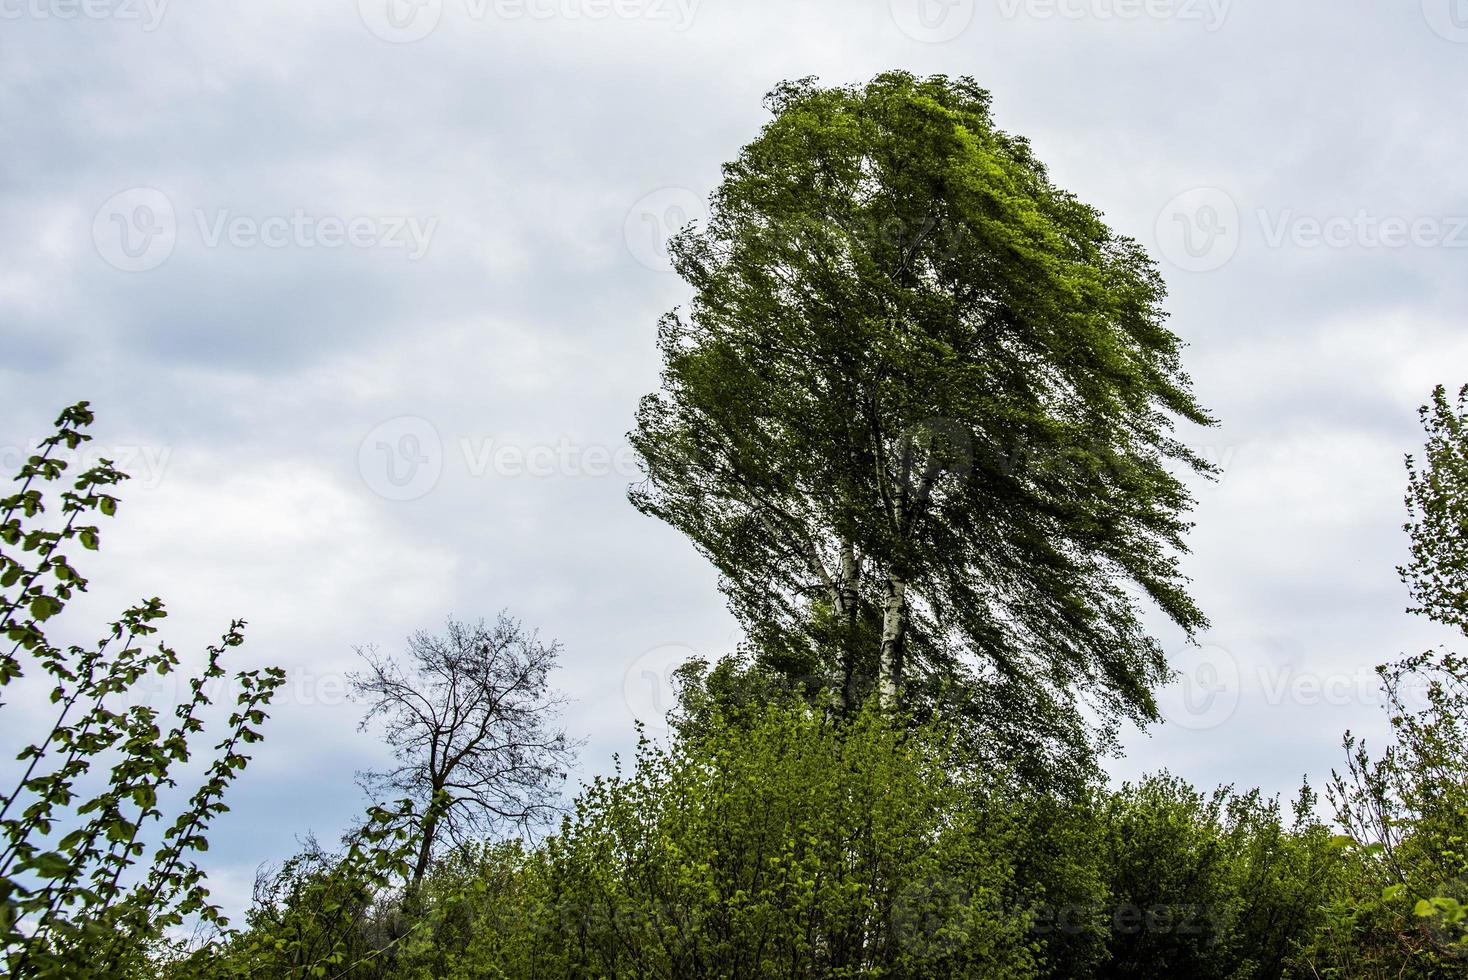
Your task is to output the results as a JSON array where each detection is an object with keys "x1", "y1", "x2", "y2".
[{"x1": 28, "y1": 851, "x2": 72, "y2": 879}]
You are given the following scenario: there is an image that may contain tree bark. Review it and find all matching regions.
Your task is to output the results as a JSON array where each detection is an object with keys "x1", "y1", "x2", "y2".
[
  {"x1": 409, "y1": 803, "x2": 439, "y2": 891},
  {"x1": 878, "y1": 574, "x2": 906, "y2": 710},
  {"x1": 837, "y1": 540, "x2": 859, "y2": 713}
]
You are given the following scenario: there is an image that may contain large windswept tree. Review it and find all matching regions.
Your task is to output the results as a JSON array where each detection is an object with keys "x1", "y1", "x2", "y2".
[{"x1": 630, "y1": 72, "x2": 1216, "y2": 760}]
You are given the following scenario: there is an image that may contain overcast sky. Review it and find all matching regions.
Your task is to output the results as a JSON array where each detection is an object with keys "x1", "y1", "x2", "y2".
[{"x1": 3, "y1": 0, "x2": 1467, "y2": 917}]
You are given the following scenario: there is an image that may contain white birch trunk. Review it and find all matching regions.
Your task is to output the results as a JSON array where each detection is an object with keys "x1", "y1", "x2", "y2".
[{"x1": 878, "y1": 574, "x2": 906, "y2": 709}]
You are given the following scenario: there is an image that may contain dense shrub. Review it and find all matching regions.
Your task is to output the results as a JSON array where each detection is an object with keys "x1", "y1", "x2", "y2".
[
  {"x1": 200, "y1": 698, "x2": 1352, "y2": 980},
  {"x1": 513, "y1": 704, "x2": 1037, "y2": 979},
  {"x1": 1094, "y1": 774, "x2": 1344, "y2": 980}
]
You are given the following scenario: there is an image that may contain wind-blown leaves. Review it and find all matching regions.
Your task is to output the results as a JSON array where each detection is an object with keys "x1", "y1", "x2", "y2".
[{"x1": 630, "y1": 72, "x2": 1215, "y2": 767}]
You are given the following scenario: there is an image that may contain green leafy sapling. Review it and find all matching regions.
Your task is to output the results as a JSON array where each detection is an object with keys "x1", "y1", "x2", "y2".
[
  {"x1": 0, "y1": 402, "x2": 285, "y2": 979},
  {"x1": 1322, "y1": 385, "x2": 1468, "y2": 977}
]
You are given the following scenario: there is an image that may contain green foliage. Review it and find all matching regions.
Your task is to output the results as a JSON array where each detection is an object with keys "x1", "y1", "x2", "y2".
[
  {"x1": 1314, "y1": 650, "x2": 1468, "y2": 977},
  {"x1": 629, "y1": 72, "x2": 1215, "y2": 770},
  {"x1": 379, "y1": 840, "x2": 536, "y2": 980},
  {"x1": 0, "y1": 403, "x2": 284, "y2": 979},
  {"x1": 1094, "y1": 774, "x2": 1343, "y2": 980},
  {"x1": 1005, "y1": 790, "x2": 1112, "y2": 978},
  {"x1": 498, "y1": 703, "x2": 1040, "y2": 979},
  {"x1": 1306, "y1": 384, "x2": 1468, "y2": 978},
  {"x1": 1401, "y1": 384, "x2": 1468, "y2": 635},
  {"x1": 193, "y1": 692, "x2": 1346, "y2": 980},
  {"x1": 183, "y1": 800, "x2": 425, "y2": 980}
]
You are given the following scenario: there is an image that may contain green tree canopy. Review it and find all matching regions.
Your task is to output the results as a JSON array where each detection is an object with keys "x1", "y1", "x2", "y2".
[{"x1": 630, "y1": 71, "x2": 1215, "y2": 760}]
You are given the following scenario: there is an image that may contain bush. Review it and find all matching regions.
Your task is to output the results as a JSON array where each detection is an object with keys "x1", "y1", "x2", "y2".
[
  {"x1": 1095, "y1": 774, "x2": 1343, "y2": 980},
  {"x1": 438, "y1": 702, "x2": 1038, "y2": 979},
  {"x1": 348, "y1": 706, "x2": 1349, "y2": 980},
  {"x1": 1310, "y1": 650, "x2": 1468, "y2": 978}
]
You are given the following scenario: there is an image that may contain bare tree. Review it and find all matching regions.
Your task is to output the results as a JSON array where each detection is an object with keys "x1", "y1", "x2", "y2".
[{"x1": 350, "y1": 614, "x2": 577, "y2": 889}]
